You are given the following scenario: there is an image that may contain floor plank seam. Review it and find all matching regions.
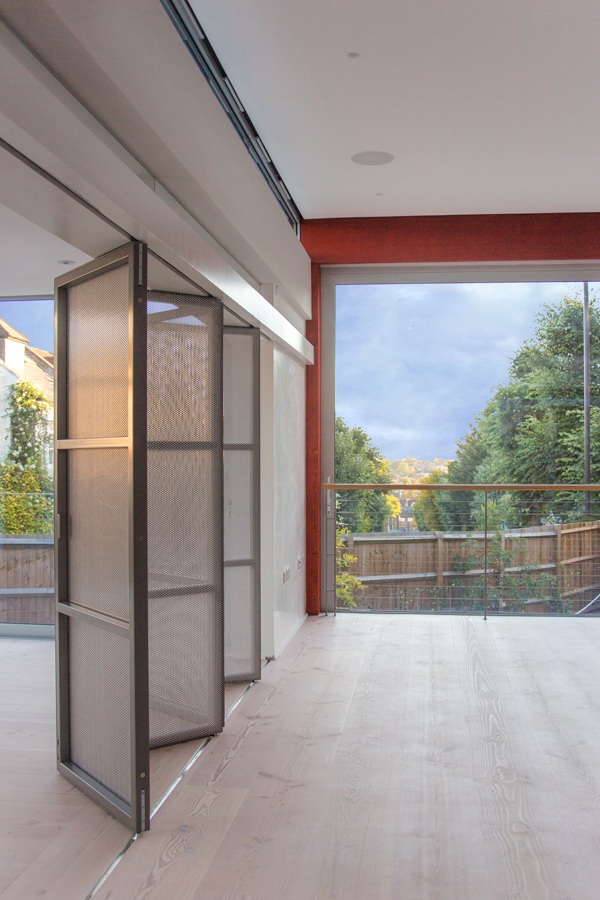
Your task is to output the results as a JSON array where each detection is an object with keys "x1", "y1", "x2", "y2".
[
  {"x1": 82, "y1": 833, "x2": 140, "y2": 900},
  {"x1": 82, "y1": 669, "x2": 270, "y2": 900}
]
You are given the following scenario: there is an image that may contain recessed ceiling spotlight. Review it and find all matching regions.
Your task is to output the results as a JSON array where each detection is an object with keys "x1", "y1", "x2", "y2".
[
  {"x1": 58, "y1": 259, "x2": 75, "y2": 265},
  {"x1": 351, "y1": 151, "x2": 394, "y2": 166},
  {"x1": 347, "y1": 51, "x2": 360, "y2": 58}
]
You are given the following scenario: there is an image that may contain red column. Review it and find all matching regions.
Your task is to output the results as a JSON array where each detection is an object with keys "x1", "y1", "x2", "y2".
[{"x1": 305, "y1": 262, "x2": 321, "y2": 615}]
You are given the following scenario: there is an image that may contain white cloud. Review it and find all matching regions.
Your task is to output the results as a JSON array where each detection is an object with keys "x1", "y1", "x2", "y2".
[{"x1": 336, "y1": 281, "x2": 592, "y2": 459}]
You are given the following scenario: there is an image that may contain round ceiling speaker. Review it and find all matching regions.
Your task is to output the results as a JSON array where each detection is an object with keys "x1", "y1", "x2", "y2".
[{"x1": 351, "y1": 151, "x2": 394, "y2": 166}]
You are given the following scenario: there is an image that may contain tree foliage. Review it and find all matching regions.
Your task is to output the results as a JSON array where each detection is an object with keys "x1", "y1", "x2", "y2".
[
  {"x1": 448, "y1": 534, "x2": 558, "y2": 612},
  {"x1": 0, "y1": 380, "x2": 52, "y2": 534},
  {"x1": 334, "y1": 416, "x2": 395, "y2": 532},
  {"x1": 412, "y1": 470, "x2": 446, "y2": 531},
  {"x1": 335, "y1": 530, "x2": 364, "y2": 608},
  {"x1": 417, "y1": 292, "x2": 600, "y2": 530}
]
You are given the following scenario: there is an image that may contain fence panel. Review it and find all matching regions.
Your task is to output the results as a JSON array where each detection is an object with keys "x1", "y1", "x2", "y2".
[
  {"x1": 0, "y1": 535, "x2": 55, "y2": 624},
  {"x1": 340, "y1": 522, "x2": 600, "y2": 613}
]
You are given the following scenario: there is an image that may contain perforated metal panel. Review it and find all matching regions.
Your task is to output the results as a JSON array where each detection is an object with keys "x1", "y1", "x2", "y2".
[
  {"x1": 224, "y1": 450, "x2": 253, "y2": 561},
  {"x1": 148, "y1": 450, "x2": 217, "y2": 589},
  {"x1": 66, "y1": 264, "x2": 129, "y2": 440},
  {"x1": 223, "y1": 327, "x2": 261, "y2": 683},
  {"x1": 147, "y1": 292, "x2": 223, "y2": 747},
  {"x1": 56, "y1": 251, "x2": 228, "y2": 828},
  {"x1": 69, "y1": 618, "x2": 131, "y2": 803},
  {"x1": 67, "y1": 449, "x2": 129, "y2": 622},
  {"x1": 149, "y1": 591, "x2": 220, "y2": 745},
  {"x1": 55, "y1": 244, "x2": 149, "y2": 832}
]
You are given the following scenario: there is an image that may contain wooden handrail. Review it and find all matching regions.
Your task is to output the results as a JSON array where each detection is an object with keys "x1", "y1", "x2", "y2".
[{"x1": 323, "y1": 483, "x2": 600, "y2": 492}]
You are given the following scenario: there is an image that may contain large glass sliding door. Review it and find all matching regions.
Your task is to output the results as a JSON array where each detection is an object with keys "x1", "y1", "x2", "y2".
[{"x1": 323, "y1": 268, "x2": 600, "y2": 616}]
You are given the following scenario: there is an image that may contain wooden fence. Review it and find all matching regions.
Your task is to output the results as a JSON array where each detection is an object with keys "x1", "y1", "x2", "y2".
[
  {"x1": 341, "y1": 521, "x2": 600, "y2": 612},
  {"x1": 0, "y1": 535, "x2": 54, "y2": 625}
]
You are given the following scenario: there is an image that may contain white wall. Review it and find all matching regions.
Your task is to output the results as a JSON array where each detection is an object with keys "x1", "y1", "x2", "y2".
[
  {"x1": 1, "y1": 339, "x2": 24, "y2": 373},
  {"x1": 272, "y1": 345, "x2": 306, "y2": 654},
  {"x1": 261, "y1": 339, "x2": 307, "y2": 659},
  {"x1": 0, "y1": 364, "x2": 17, "y2": 462}
]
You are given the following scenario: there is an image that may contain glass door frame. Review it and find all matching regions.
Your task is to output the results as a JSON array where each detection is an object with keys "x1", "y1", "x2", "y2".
[{"x1": 320, "y1": 261, "x2": 600, "y2": 614}]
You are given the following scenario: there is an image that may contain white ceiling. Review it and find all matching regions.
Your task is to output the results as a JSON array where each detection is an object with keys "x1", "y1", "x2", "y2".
[
  {"x1": 189, "y1": 0, "x2": 600, "y2": 219},
  {"x1": 0, "y1": 203, "x2": 91, "y2": 298}
]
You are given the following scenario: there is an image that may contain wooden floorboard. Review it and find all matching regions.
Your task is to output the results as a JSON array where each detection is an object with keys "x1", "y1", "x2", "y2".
[
  {"x1": 6, "y1": 619, "x2": 600, "y2": 898},
  {"x1": 0, "y1": 639, "x2": 258, "y2": 900},
  {"x1": 92, "y1": 615, "x2": 600, "y2": 900}
]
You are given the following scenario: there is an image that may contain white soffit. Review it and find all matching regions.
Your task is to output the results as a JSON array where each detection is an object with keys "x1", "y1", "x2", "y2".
[
  {"x1": 0, "y1": 202, "x2": 91, "y2": 298},
  {"x1": 0, "y1": 19, "x2": 312, "y2": 363},
  {"x1": 190, "y1": 0, "x2": 600, "y2": 219},
  {"x1": 0, "y1": 0, "x2": 311, "y2": 320}
]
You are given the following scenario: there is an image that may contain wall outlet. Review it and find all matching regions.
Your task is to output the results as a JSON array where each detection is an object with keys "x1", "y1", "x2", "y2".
[{"x1": 282, "y1": 566, "x2": 290, "y2": 584}]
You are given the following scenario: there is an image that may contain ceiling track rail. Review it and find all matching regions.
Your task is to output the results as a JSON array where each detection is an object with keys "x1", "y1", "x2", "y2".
[{"x1": 159, "y1": 0, "x2": 302, "y2": 235}]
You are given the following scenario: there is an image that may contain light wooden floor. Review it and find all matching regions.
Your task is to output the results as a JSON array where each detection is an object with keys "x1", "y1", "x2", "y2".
[
  {"x1": 0, "y1": 637, "x2": 252, "y2": 900},
  {"x1": 4, "y1": 615, "x2": 600, "y2": 899}
]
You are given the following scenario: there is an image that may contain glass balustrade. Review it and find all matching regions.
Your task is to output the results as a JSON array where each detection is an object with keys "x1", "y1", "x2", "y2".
[{"x1": 329, "y1": 485, "x2": 600, "y2": 615}]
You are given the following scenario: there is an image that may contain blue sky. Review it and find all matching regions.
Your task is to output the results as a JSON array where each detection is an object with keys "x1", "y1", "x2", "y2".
[
  {"x1": 0, "y1": 289, "x2": 593, "y2": 463},
  {"x1": 336, "y1": 281, "x2": 597, "y2": 462},
  {"x1": 0, "y1": 299, "x2": 53, "y2": 352}
]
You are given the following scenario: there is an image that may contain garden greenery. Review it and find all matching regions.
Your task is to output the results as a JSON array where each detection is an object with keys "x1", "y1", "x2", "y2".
[{"x1": 1, "y1": 380, "x2": 52, "y2": 534}]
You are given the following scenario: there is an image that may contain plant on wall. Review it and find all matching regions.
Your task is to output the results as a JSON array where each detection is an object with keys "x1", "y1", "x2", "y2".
[
  {"x1": 0, "y1": 380, "x2": 53, "y2": 534},
  {"x1": 335, "y1": 529, "x2": 364, "y2": 609},
  {"x1": 449, "y1": 533, "x2": 558, "y2": 612}
]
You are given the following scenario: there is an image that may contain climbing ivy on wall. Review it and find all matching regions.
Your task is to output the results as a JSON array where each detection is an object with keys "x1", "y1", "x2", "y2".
[{"x1": 0, "y1": 380, "x2": 53, "y2": 534}]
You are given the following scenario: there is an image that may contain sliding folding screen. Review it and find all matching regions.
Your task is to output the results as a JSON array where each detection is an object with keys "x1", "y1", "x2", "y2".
[
  {"x1": 55, "y1": 243, "x2": 224, "y2": 831},
  {"x1": 146, "y1": 290, "x2": 224, "y2": 746},
  {"x1": 55, "y1": 243, "x2": 149, "y2": 831},
  {"x1": 223, "y1": 326, "x2": 261, "y2": 682}
]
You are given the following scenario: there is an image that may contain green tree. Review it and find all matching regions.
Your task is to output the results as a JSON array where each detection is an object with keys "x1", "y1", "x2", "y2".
[
  {"x1": 334, "y1": 416, "x2": 394, "y2": 532},
  {"x1": 412, "y1": 470, "x2": 446, "y2": 531},
  {"x1": 434, "y1": 422, "x2": 488, "y2": 530},
  {"x1": 444, "y1": 292, "x2": 600, "y2": 526},
  {"x1": 487, "y1": 293, "x2": 600, "y2": 481},
  {"x1": 0, "y1": 380, "x2": 52, "y2": 534},
  {"x1": 449, "y1": 533, "x2": 558, "y2": 612}
]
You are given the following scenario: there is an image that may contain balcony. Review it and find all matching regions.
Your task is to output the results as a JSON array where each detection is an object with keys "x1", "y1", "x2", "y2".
[{"x1": 331, "y1": 484, "x2": 600, "y2": 615}]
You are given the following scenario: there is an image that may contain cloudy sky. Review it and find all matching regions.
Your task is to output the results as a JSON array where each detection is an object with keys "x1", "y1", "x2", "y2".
[
  {"x1": 336, "y1": 281, "x2": 598, "y2": 462},
  {"x1": 1, "y1": 287, "x2": 595, "y2": 464},
  {"x1": 0, "y1": 299, "x2": 53, "y2": 351}
]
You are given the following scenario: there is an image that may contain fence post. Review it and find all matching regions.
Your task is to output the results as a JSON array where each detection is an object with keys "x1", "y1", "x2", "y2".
[
  {"x1": 325, "y1": 481, "x2": 336, "y2": 616},
  {"x1": 483, "y1": 491, "x2": 488, "y2": 620},
  {"x1": 435, "y1": 532, "x2": 444, "y2": 610},
  {"x1": 554, "y1": 523, "x2": 563, "y2": 603}
]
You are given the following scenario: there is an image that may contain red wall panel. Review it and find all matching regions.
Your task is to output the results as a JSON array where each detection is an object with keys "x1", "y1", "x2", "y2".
[{"x1": 301, "y1": 212, "x2": 600, "y2": 265}]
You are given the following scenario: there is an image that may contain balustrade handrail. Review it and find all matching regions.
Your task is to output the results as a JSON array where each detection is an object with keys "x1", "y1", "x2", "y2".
[{"x1": 323, "y1": 483, "x2": 600, "y2": 492}]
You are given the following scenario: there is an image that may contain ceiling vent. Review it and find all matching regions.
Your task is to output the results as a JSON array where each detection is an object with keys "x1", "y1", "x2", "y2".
[{"x1": 159, "y1": 0, "x2": 302, "y2": 234}]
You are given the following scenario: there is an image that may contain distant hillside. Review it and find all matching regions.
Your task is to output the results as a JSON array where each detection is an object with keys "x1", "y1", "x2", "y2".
[{"x1": 387, "y1": 457, "x2": 453, "y2": 483}]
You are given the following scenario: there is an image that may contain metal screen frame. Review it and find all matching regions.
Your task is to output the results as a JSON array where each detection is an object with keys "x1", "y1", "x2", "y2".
[
  {"x1": 55, "y1": 242, "x2": 150, "y2": 832},
  {"x1": 223, "y1": 325, "x2": 261, "y2": 683},
  {"x1": 146, "y1": 291, "x2": 225, "y2": 747}
]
